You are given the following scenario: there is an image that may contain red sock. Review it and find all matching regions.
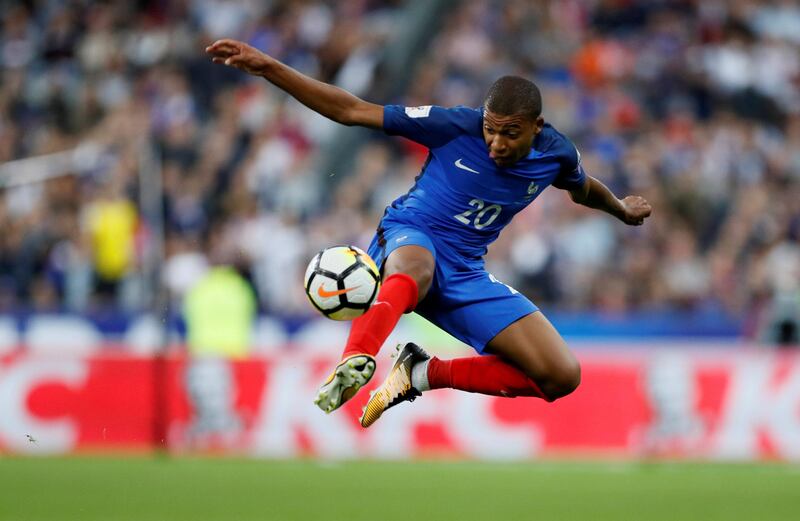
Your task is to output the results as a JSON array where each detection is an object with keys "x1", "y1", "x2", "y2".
[
  {"x1": 426, "y1": 355, "x2": 550, "y2": 400},
  {"x1": 341, "y1": 273, "x2": 418, "y2": 359}
]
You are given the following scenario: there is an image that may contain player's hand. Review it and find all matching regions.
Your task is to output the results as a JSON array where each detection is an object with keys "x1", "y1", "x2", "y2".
[
  {"x1": 205, "y1": 39, "x2": 273, "y2": 76},
  {"x1": 619, "y1": 195, "x2": 652, "y2": 225}
]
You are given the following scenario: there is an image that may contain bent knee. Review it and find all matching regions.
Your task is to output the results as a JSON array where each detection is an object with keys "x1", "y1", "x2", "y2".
[
  {"x1": 385, "y1": 261, "x2": 434, "y2": 299},
  {"x1": 408, "y1": 263, "x2": 434, "y2": 293},
  {"x1": 540, "y1": 357, "x2": 581, "y2": 401}
]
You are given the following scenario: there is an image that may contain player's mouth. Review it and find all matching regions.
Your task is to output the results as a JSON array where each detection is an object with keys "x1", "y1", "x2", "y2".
[
  {"x1": 490, "y1": 154, "x2": 513, "y2": 167},
  {"x1": 489, "y1": 149, "x2": 514, "y2": 166}
]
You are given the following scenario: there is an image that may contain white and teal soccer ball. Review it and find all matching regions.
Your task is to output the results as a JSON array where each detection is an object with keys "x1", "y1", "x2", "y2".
[{"x1": 304, "y1": 245, "x2": 381, "y2": 320}]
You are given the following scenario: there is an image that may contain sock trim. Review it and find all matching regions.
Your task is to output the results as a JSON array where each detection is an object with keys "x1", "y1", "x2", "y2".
[{"x1": 411, "y1": 358, "x2": 430, "y2": 392}]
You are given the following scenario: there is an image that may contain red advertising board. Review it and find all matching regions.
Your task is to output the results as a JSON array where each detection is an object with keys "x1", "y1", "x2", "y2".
[{"x1": 1, "y1": 348, "x2": 798, "y2": 460}]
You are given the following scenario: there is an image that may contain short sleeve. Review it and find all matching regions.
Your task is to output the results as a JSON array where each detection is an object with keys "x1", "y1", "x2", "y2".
[
  {"x1": 383, "y1": 105, "x2": 482, "y2": 149},
  {"x1": 551, "y1": 139, "x2": 587, "y2": 191}
]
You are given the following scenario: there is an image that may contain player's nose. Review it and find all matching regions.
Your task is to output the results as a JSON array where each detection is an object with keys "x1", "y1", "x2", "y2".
[{"x1": 489, "y1": 140, "x2": 508, "y2": 158}]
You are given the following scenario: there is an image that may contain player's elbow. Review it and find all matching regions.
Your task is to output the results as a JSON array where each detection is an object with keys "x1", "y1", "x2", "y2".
[
  {"x1": 568, "y1": 178, "x2": 592, "y2": 205},
  {"x1": 335, "y1": 108, "x2": 358, "y2": 126},
  {"x1": 568, "y1": 186, "x2": 588, "y2": 205},
  {"x1": 337, "y1": 101, "x2": 383, "y2": 128}
]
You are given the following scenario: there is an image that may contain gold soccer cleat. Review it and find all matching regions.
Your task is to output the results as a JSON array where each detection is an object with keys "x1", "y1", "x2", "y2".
[{"x1": 360, "y1": 343, "x2": 429, "y2": 428}]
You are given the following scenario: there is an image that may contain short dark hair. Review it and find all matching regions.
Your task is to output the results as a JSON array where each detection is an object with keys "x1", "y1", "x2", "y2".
[{"x1": 484, "y1": 75, "x2": 542, "y2": 119}]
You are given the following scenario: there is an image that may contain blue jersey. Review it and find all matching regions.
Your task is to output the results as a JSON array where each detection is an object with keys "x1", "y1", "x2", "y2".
[{"x1": 382, "y1": 104, "x2": 587, "y2": 258}]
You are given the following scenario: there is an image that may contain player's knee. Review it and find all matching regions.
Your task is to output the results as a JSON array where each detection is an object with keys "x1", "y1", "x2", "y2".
[
  {"x1": 384, "y1": 247, "x2": 435, "y2": 300},
  {"x1": 386, "y1": 262, "x2": 433, "y2": 300},
  {"x1": 408, "y1": 264, "x2": 434, "y2": 299},
  {"x1": 541, "y1": 356, "x2": 581, "y2": 401}
]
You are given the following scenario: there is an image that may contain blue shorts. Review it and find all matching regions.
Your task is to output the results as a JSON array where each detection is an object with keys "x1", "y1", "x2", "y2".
[{"x1": 367, "y1": 214, "x2": 538, "y2": 353}]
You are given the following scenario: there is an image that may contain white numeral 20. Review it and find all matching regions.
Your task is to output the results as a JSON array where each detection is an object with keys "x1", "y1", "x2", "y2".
[{"x1": 454, "y1": 199, "x2": 502, "y2": 230}]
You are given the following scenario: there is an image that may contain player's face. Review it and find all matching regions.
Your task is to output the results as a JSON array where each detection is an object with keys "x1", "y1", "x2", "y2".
[{"x1": 483, "y1": 111, "x2": 544, "y2": 167}]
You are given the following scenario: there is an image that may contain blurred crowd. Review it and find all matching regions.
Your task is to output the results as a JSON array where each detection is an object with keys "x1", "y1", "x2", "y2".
[{"x1": 1, "y1": 0, "x2": 799, "y2": 342}]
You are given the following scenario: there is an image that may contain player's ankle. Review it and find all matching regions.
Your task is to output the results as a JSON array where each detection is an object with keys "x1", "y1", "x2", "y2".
[{"x1": 411, "y1": 358, "x2": 431, "y2": 392}]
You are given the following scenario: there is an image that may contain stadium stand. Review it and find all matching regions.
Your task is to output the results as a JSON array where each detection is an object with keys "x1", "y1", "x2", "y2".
[{"x1": 0, "y1": 0, "x2": 798, "y2": 343}]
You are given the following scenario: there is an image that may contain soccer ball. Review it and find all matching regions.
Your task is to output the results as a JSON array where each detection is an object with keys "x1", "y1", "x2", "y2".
[{"x1": 304, "y1": 245, "x2": 381, "y2": 320}]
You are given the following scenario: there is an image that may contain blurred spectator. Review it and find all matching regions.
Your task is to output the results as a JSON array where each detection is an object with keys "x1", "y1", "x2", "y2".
[
  {"x1": 182, "y1": 261, "x2": 256, "y2": 446},
  {"x1": 82, "y1": 175, "x2": 138, "y2": 307}
]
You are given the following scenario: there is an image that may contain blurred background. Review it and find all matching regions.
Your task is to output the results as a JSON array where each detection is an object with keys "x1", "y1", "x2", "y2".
[{"x1": 0, "y1": 0, "x2": 799, "y2": 519}]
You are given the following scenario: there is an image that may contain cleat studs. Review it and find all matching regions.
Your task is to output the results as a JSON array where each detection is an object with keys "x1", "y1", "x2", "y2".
[
  {"x1": 350, "y1": 370, "x2": 357, "y2": 378},
  {"x1": 354, "y1": 383, "x2": 360, "y2": 390}
]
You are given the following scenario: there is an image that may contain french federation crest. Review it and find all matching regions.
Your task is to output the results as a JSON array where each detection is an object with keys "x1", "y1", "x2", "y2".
[{"x1": 524, "y1": 181, "x2": 539, "y2": 200}]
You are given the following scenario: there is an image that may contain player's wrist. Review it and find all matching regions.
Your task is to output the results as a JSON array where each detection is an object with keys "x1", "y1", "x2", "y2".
[
  {"x1": 613, "y1": 198, "x2": 628, "y2": 221},
  {"x1": 242, "y1": 51, "x2": 275, "y2": 77},
  {"x1": 255, "y1": 56, "x2": 278, "y2": 77}
]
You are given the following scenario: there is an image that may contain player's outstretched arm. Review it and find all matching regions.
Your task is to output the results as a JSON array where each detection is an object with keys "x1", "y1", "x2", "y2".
[
  {"x1": 205, "y1": 39, "x2": 383, "y2": 129},
  {"x1": 568, "y1": 176, "x2": 652, "y2": 226}
]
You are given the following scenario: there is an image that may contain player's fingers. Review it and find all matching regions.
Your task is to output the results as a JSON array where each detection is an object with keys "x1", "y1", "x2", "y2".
[
  {"x1": 207, "y1": 47, "x2": 235, "y2": 57},
  {"x1": 207, "y1": 38, "x2": 240, "y2": 50},
  {"x1": 206, "y1": 47, "x2": 237, "y2": 60},
  {"x1": 224, "y1": 55, "x2": 253, "y2": 69},
  {"x1": 206, "y1": 40, "x2": 241, "y2": 55},
  {"x1": 214, "y1": 38, "x2": 243, "y2": 48}
]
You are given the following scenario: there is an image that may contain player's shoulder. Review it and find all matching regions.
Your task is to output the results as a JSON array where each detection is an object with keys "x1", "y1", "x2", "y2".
[
  {"x1": 425, "y1": 105, "x2": 483, "y2": 134},
  {"x1": 387, "y1": 104, "x2": 482, "y2": 131},
  {"x1": 446, "y1": 105, "x2": 483, "y2": 136},
  {"x1": 534, "y1": 123, "x2": 579, "y2": 164},
  {"x1": 534, "y1": 123, "x2": 574, "y2": 155}
]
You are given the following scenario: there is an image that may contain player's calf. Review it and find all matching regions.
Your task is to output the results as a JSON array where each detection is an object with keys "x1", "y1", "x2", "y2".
[
  {"x1": 359, "y1": 344, "x2": 581, "y2": 428},
  {"x1": 484, "y1": 310, "x2": 581, "y2": 401}
]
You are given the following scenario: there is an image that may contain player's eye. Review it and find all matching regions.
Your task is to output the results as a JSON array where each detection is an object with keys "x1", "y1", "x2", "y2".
[{"x1": 484, "y1": 126, "x2": 495, "y2": 134}]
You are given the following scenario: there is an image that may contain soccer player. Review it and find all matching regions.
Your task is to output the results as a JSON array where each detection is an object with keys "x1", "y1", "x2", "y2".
[{"x1": 206, "y1": 39, "x2": 652, "y2": 427}]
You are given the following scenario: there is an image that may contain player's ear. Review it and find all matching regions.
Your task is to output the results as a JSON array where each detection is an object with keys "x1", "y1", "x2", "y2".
[{"x1": 533, "y1": 116, "x2": 544, "y2": 134}]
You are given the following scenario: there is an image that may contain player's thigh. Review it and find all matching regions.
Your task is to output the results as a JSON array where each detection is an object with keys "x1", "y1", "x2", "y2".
[
  {"x1": 384, "y1": 245, "x2": 435, "y2": 301},
  {"x1": 485, "y1": 311, "x2": 581, "y2": 398},
  {"x1": 367, "y1": 221, "x2": 437, "y2": 302}
]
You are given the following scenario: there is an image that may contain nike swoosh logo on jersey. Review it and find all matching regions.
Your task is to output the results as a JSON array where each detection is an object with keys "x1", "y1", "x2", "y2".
[
  {"x1": 317, "y1": 285, "x2": 360, "y2": 298},
  {"x1": 454, "y1": 158, "x2": 480, "y2": 174}
]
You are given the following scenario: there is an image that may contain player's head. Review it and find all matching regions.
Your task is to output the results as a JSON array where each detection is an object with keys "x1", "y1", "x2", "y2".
[{"x1": 483, "y1": 75, "x2": 544, "y2": 167}]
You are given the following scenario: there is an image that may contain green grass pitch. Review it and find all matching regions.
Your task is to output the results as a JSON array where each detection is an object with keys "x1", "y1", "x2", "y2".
[{"x1": 0, "y1": 457, "x2": 798, "y2": 521}]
